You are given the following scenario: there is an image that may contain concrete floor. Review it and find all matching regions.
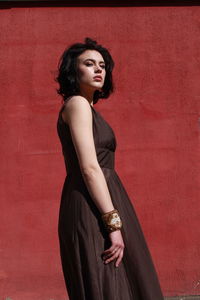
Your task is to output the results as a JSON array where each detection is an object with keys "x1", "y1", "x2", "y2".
[{"x1": 165, "y1": 296, "x2": 200, "y2": 300}]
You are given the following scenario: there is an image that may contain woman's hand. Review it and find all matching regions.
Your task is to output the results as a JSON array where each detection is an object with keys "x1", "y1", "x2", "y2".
[{"x1": 102, "y1": 230, "x2": 125, "y2": 267}]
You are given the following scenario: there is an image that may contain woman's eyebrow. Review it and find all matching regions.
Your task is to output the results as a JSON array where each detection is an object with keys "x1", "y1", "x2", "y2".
[{"x1": 84, "y1": 58, "x2": 105, "y2": 64}]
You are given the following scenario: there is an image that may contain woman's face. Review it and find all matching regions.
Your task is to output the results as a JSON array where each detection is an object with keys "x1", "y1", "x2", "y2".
[{"x1": 76, "y1": 50, "x2": 106, "y2": 93}]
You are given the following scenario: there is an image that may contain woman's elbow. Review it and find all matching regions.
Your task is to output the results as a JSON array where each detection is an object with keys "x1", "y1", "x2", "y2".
[{"x1": 80, "y1": 162, "x2": 101, "y2": 179}]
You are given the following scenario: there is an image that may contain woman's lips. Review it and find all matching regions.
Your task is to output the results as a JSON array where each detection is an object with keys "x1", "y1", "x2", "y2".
[{"x1": 93, "y1": 76, "x2": 102, "y2": 81}]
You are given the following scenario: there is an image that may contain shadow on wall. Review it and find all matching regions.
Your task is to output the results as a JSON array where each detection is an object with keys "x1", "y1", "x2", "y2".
[{"x1": 1, "y1": 0, "x2": 200, "y2": 8}]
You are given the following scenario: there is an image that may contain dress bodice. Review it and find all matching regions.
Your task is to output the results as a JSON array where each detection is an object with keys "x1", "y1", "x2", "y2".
[{"x1": 57, "y1": 104, "x2": 117, "y2": 176}]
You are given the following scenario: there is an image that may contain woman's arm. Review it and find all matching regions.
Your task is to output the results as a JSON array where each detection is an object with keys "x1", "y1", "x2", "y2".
[{"x1": 62, "y1": 95, "x2": 114, "y2": 214}]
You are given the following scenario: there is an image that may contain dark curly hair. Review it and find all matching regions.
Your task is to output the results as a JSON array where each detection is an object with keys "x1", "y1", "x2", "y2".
[{"x1": 55, "y1": 37, "x2": 115, "y2": 105}]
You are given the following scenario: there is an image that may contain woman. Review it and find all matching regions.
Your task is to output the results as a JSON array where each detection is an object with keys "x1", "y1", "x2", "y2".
[{"x1": 56, "y1": 37, "x2": 164, "y2": 300}]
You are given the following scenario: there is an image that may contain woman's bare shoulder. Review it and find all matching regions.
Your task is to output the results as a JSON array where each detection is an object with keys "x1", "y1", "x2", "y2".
[
  {"x1": 64, "y1": 95, "x2": 89, "y2": 108},
  {"x1": 62, "y1": 96, "x2": 91, "y2": 124}
]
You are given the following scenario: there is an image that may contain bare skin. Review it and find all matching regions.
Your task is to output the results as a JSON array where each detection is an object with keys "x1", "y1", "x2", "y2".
[{"x1": 62, "y1": 50, "x2": 124, "y2": 267}]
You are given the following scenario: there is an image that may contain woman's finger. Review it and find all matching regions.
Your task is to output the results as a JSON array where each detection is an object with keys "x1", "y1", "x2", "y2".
[
  {"x1": 115, "y1": 249, "x2": 124, "y2": 267},
  {"x1": 104, "y1": 248, "x2": 121, "y2": 264},
  {"x1": 103, "y1": 247, "x2": 119, "y2": 260},
  {"x1": 102, "y1": 245, "x2": 117, "y2": 256}
]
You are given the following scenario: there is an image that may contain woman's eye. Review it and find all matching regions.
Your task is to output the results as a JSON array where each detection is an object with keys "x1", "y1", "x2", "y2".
[{"x1": 85, "y1": 62, "x2": 105, "y2": 69}]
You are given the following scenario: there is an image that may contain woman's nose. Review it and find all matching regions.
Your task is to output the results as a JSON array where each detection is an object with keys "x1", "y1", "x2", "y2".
[{"x1": 94, "y1": 65, "x2": 102, "y2": 72}]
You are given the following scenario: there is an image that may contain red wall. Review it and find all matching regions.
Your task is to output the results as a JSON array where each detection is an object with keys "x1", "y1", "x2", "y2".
[{"x1": 0, "y1": 5, "x2": 199, "y2": 300}]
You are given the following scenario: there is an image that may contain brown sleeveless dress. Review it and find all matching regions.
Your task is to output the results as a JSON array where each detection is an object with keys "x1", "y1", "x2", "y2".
[{"x1": 57, "y1": 103, "x2": 164, "y2": 300}]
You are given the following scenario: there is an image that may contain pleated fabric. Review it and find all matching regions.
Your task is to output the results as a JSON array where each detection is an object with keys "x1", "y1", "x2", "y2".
[{"x1": 57, "y1": 104, "x2": 164, "y2": 300}]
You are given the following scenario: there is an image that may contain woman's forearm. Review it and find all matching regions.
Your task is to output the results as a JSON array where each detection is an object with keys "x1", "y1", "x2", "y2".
[{"x1": 81, "y1": 165, "x2": 115, "y2": 214}]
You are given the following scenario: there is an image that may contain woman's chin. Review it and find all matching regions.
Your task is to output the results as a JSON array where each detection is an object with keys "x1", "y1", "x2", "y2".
[{"x1": 92, "y1": 85, "x2": 104, "y2": 92}]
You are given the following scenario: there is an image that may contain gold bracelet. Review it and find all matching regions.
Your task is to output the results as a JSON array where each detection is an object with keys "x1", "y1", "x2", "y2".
[{"x1": 101, "y1": 209, "x2": 122, "y2": 233}]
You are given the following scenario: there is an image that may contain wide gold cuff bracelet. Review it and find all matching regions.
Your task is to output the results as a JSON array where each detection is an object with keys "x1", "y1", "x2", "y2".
[{"x1": 101, "y1": 209, "x2": 122, "y2": 233}]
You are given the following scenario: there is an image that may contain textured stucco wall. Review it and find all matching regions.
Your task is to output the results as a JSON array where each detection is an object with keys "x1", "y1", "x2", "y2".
[{"x1": 0, "y1": 5, "x2": 199, "y2": 300}]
